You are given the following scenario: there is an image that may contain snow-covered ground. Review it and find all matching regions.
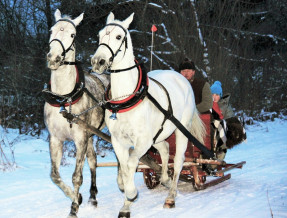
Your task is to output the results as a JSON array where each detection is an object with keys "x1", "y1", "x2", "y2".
[{"x1": 0, "y1": 118, "x2": 286, "y2": 218}]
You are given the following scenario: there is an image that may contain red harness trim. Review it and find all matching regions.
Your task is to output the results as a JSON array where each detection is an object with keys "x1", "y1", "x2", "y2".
[
  {"x1": 49, "y1": 66, "x2": 82, "y2": 107},
  {"x1": 49, "y1": 96, "x2": 82, "y2": 107},
  {"x1": 105, "y1": 61, "x2": 149, "y2": 113},
  {"x1": 116, "y1": 100, "x2": 143, "y2": 113}
]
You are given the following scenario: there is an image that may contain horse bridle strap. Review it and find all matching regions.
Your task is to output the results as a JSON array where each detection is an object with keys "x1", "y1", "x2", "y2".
[
  {"x1": 49, "y1": 19, "x2": 76, "y2": 63},
  {"x1": 57, "y1": 18, "x2": 76, "y2": 29},
  {"x1": 49, "y1": 38, "x2": 75, "y2": 61},
  {"x1": 109, "y1": 62, "x2": 140, "y2": 73},
  {"x1": 98, "y1": 23, "x2": 128, "y2": 66}
]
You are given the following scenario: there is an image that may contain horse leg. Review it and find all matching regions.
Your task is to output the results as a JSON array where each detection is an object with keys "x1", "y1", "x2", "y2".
[
  {"x1": 49, "y1": 136, "x2": 76, "y2": 201},
  {"x1": 125, "y1": 138, "x2": 155, "y2": 201},
  {"x1": 86, "y1": 136, "x2": 98, "y2": 206},
  {"x1": 117, "y1": 161, "x2": 125, "y2": 192},
  {"x1": 112, "y1": 138, "x2": 135, "y2": 218},
  {"x1": 153, "y1": 141, "x2": 171, "y2": 188},
  {"x1": 116, "y1": 146, "x2": 137, "y2": 193},
  {"x1": 119, "y1": 197, "x2": 133, "y2": 218},
  {"x1": 164, "y1": 129, "x2": 188, "y2": 208},
  {"x1": 69, "y1": 136, "x2": 89, "y2": 217}
]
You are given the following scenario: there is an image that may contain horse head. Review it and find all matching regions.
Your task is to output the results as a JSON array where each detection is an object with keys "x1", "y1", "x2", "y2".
[
  {"x1": 47, "y1": 9, "x2": 83, "y2": 70},
  {"x1": 91, "y1": 12, "x2": 134, "y2": 74}
]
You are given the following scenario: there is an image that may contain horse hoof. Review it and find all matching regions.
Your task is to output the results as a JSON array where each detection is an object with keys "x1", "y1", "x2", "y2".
[
  {"x1": 70, "y1": 202, "x2": 79, "y2": 217},
  {"x1": 118, "y1": 211, "x2": 130, "y2": 218},
  {"x1": 127, "y1": 190, "x2": 138, "y2": 202},
  {"x1": 163, "y1": 199, "x2": 175, "y2": 208},
  {"x1": 68, "y1": 211, "x2": 78, "y2": 218},
  {"x1": 119, "y1": 187, "x2": 124, "y2": 193},
  {"x1": 88, "y1": 197, "x2": 98, "y2": 207}
]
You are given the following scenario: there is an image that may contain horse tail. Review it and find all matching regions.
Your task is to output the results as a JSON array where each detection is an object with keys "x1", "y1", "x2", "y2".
[{"x1": 190, "y1": 109, "x2": 206, "y2": 145}]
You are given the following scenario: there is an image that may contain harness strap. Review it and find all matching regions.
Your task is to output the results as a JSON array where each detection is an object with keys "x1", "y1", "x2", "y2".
[
  {"x1": 42, "y1": 67, "x2": 85, "y2": 107},
  {"x1": 49, "y1": 38, "x2": 75, "y2": 61},
  {"x1": 104, "y1": 61, "x2": 148, "y2": 113},
  {"x1": 99, "y1": 43, "x2": 115, "y2": 59},
  {"x1": 57, "y1": 18, "x2": 76, "y2": 29},
  {"x1": 147, "y1": 92, "x2": 215, "y2": 159},
  {"x1": 149, "y1": 78, "x2": 173, "y2": 143},
  {"x1": 98, "y1": 22, "x2": 128, "y2": 70},
  {"x1": 82, "y1": 83, "x2": 105, "y2": 130},
  {"x1": 109, "y1": 62, "x2": 140, "y2": 73},
  {"x1": 63, "y1": 61, "x2": 77, "y2": 65},
  {"x1": 106, "y1": 23, "x2": 128, "y2": 51}
]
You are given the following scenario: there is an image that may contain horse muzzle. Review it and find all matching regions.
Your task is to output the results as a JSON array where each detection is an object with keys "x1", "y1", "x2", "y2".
[
  {"x1": 47, "y1": 52, "x2": 63, "y2": 70},
  {"x1": 91, "y1": 55, "x2": 108, "y2": 74}
]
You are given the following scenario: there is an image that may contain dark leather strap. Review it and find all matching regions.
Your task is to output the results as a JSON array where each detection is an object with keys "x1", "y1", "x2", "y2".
[
  {"x1": 149, "y1": 78, "x2": 173, "y2": 143},
  {"x1": 147, "y1": 92, "x2": 214, "y2": 159}
]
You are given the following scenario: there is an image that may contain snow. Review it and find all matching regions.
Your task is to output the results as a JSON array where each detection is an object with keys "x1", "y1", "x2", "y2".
[{"x1": 0, "y1": 118, "x2": 287, "y2": 218}]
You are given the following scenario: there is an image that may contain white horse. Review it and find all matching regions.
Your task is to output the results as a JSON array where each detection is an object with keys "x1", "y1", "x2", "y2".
[
  {"x1": 44, "y1": 9, "x2": 108, "y2": 217},
  {"x1": 91, "y1": 12, "x2": 206, "y2": 217}
]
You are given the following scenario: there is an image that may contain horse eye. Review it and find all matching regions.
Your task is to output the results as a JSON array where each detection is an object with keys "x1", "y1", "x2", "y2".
[
  {"x1": 71, "y1": 34, "x2": 75, "y2": 38},
  {"x1": 116, "y1": 35, "x2": 122, "y2": 40}
]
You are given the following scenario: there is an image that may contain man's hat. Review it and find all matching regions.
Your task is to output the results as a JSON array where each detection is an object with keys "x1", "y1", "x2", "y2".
[{"x1": 179, "y1": 58, "x2": 195, "y2": 71}]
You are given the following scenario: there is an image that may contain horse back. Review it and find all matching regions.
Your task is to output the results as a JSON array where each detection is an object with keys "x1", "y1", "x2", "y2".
[{"x1": 148, "y1": 70, "x2": 195, "y2": 118}]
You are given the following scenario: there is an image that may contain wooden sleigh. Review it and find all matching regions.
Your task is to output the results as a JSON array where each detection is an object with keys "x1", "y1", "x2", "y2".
[{"x1": 136, "y1": 113, "x2": 246, "y2": 190}]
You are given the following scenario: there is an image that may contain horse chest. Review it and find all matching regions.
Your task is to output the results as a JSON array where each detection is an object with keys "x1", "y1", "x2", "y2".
[
  {"x1": 106, "y1": 112, "x2": 146, "y2": 144},
  {"x1": 44, "y1": 104, "x2": 83, "y2": 140}
]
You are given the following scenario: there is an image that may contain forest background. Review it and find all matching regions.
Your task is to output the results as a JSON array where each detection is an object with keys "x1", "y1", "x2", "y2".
[{"x1": 0, "y1": 0, "x2": 286, "y2": 135}]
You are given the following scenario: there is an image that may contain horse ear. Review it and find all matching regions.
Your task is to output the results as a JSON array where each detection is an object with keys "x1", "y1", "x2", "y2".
[
  {"x1": 107, "y1": 12, "x2": 114, "y2": 24},
  {"x1": 54, "y1": 9, "x2": 62, "y2": 21},
  {"x1": 73, "y1": 13, "x2": 84, "y2": 26},
  {"x1": 122, "y1": 13, "x2": 134, "y2": 29}
]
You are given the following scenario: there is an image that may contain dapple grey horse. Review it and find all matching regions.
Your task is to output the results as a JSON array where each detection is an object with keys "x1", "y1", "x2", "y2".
[{"x1": 44, "y1": 9, "x2": 108, "y2": 217}]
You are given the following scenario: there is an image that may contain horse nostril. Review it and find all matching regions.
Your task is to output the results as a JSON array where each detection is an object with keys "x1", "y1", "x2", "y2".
[
  {"x1": 55, "y1": 56, "x2": 61, "y2": 63},
  {"x1": 47, "y1": 53, "x2": 52, "y2": 60},
  {"x1": 99, "y1": 59, "x2": 105, "y2": 66}
]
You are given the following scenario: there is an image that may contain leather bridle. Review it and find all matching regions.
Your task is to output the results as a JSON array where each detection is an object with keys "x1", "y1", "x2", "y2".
[
  {"x1": 49, "y1": 19, "x2": 76, "y2": 65},
  {"x1": 98, "y1": 23, "x2": 129, "y2": 72}
]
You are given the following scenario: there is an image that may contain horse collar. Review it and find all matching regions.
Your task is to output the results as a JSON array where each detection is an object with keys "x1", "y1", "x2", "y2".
[
  {"x1": 42, "y1": 65, "x2": 85, "y2": 107},
  {"x1": 104, "y1": 61, "x2": 149, "y2": 115}
]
